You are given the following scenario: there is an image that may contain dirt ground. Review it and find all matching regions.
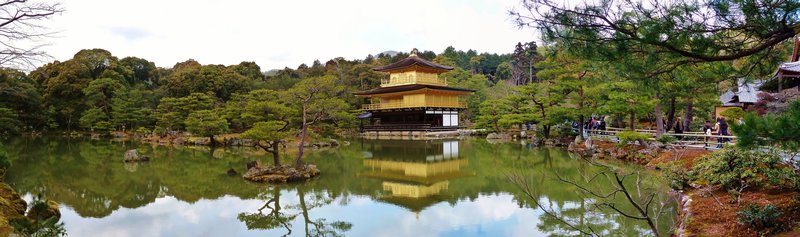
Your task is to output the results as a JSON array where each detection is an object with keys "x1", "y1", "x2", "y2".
[
  {"x1": 652, "y1": 148, "x2": 800, "y2": 236},
  {"x1": 686, "y1": 189, "x2": 800, "y2": 236},
  {"x1": 647, "y1": 149, "x2": 712, "y2": 168}
]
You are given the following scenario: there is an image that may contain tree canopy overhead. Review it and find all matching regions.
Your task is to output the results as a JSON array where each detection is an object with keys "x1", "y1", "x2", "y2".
[{"x1": 510, "y1": 0, "x2": 800, "y2": 62}]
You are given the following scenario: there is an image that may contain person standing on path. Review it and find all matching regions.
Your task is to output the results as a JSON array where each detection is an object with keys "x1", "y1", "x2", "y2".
[
  {"x1": 703, "y1": 120, "x2": 713, "y2": 149},
  {"x1": 715, "y1": 117, "x2": 729, "y2": 148}
]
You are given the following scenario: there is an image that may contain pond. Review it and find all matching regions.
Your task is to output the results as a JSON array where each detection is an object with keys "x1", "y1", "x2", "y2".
[{"x1": 3, "y1": 137, "x2": 676, "y2": 237}]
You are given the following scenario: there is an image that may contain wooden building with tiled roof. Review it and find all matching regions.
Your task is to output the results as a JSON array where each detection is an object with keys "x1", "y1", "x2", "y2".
[
  {"x1": 355, "y1": 49, "x2": 473, "y2": 132},
  {"x1": 767, "y1": 36, "x2": 800, "y2": 91}
]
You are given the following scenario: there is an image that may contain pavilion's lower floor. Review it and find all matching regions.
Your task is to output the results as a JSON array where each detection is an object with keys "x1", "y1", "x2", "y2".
[{"x1": 360, "y1": 109, "x2": 461, "y2": 132}]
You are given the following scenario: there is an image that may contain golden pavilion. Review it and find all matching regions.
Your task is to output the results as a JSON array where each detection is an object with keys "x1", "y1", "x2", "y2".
[
  {"x1": 355, "y1": 49, "x2": 474, "y2": 132},
  {"x1": 358, "y1": 140, "x2": 473, "y2": 212}
]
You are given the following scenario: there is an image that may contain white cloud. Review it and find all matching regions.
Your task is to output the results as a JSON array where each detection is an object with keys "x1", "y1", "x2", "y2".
[{"x1": 39, "y1": 0, "x2": 536, "y2": 69}]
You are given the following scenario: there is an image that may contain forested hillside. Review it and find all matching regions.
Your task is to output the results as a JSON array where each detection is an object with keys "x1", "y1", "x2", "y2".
[{"x1": 0, "y1": 44, "x2": 540, "y2": 136}]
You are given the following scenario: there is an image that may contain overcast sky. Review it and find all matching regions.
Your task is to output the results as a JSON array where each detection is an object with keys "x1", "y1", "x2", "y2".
[{"x1": 39, "y1": 0, "x2": 536, "y2": 70}]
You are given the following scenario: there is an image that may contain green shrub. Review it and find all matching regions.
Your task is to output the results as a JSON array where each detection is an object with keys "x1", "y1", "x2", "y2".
[
  {"x1": 92, "y1": 121, "x2": 113, "y2": 133},
  {"x1": 616, "y1": 131, "x2": 649, "y2": 146},
  {"x1": 662, "y1": 163, "x2": 697, "y2": 190},
  {"x1": 553, "y1": 122, "x2": 576, "y2": 138},
  {"x1": 0, "y1": 143, "x2": 10, "y2": 171},
  {"x1": 153, "y1": 126, "x2": 166, "y2": 136},
  {"x1": 656, "y1": 135, "x2": 677, "y2": 144},
  {"x1": 732, "y1": 101, "x2": 800, "y2": 161},
  {"x1": 737, "y1": 204, "x2": 784, "y2": 234},
  {"x1": 694, "y1": 148, "x2": 796, "y2": 191},
  {"x1": 135, "y1": 127, "x2": 150, "y2": 136},
  {"x1": 720, "y1": 107, "x2": 746, "y2": 121}
]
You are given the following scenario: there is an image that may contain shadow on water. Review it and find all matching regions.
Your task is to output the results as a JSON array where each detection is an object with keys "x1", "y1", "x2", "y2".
[{"x1": 2, "y1": 136, "x2": 675, "y2": 236}]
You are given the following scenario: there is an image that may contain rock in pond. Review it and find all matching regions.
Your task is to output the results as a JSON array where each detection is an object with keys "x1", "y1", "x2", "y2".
[
  {"x1": 226, "y1": 168, "x2": 238, "y2": 176},
  {"x1": 123, "y1": 149, "x2": 149, "y2": 162},
  {"x1": 486, "y1": 133, "x2": 511, "y2": 140}
]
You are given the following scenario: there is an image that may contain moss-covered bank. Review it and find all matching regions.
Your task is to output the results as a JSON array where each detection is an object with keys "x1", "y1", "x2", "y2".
[{"x1": 0, "y1": 169, "x2": 62, "y2": 236}]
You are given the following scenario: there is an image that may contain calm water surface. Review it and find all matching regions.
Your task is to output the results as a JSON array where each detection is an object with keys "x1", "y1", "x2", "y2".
[{"x1": 4, "y1": 137, "x2": 675, "y2": 237}]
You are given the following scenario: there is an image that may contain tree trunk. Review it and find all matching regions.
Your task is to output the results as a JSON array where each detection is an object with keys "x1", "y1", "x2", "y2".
[
  {"x1": 271, "y1": 140, "x2": 281, "y2": 167},
  {"x1": 295, "y1": 104, "x2": 308, "y2": 168},
  {"x1": 536, "y1": 103, "x2": 549, "y2": 138},
  {"x1": 298, "y1": 188, "x2": 310, "y2": 235},
  {"x1": 543, "y1": 125, "x2": 551, "y2": 138},
  {"x1": 683, "y1": 99, "x2": 694, "y2": 132},
  {"x1": 577, "y1": 73, "x2": 585, "y2": 137},
  {"x1": 209, "y1": 135, "x2": 216, "y2": 147},
  {"x1": 629, "y1": 111, "x2": 636, "y2": 130},
  {"x1": 654, "y1": 95, "x2": 664, "y2": 136},
  {"x1": 528, "y1": 61, "x2": 533, "y2": 84},
  {"x1": 272, "y1": 188, "x2": 282, "y2": 215},
  {"x1": 493, "y1": 112, "x2": 501, "y2": 132},
  {"x1": 665, "y1": 97, "x2": 676, "y2": 132}
]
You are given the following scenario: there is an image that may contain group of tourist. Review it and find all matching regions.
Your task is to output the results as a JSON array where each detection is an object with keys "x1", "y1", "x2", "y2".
[
  {"x1": 569, "y1": 115, "x2": 732, "y2": 149},
  {"x1": 702, "y1": 117, "x2": 731, "y2": 148},
  {"x1": 659, "y1": 117, "x2": 731, "y2": 149},
  {"x1": 571, "y1": 117, "x2": 607, "y2": 135}
]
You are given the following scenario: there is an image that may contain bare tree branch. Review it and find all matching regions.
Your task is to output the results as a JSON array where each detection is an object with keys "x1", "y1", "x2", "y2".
[
  {"x1": 508, "y1": 159, "x2": 675, "y2": 237},
  {"x1": 0, "y1": 0, "x2": 63, "y2": 70}
]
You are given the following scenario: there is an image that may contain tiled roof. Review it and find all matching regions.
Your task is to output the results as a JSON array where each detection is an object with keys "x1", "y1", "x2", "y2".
[
  {"x1": 719, "y1": 79, "x2": 763, "y2": 104},
  {"x1": 373, "y1": 56, "x2": 453, "y2": 72},
  {"x1": 353, "y1": 84, "x2": 474, "y2": 96}
]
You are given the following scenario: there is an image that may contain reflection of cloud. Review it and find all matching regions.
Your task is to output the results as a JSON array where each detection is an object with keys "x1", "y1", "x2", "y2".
[
  {"x1": 364, "y1": 194, "x2": 546, "y2": 237},
  {"x1": 57, "y1": 193, "x2": 547, "y2": 237},
  {"x1": 474, "y1": 194, "x2": 517, "y2": 219},
  {"x1": 61, "y1": 196, "x2": 267, "y2": 237}
]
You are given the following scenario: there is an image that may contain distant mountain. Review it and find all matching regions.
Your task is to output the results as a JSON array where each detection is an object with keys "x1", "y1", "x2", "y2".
[
  {"x1": 377, "y1": 50, "x2": 399, "y2": 57},
  {"x1": 264, "y1": 69, "x2": 281, "y2": 76}
]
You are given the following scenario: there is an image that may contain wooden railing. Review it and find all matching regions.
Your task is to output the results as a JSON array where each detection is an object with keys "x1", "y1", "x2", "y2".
[
  {"x1": 583, "y1": 127, "x2": 737, "y2": 150},
  {"x1": 381, "y1": 76, "x2": 447, "y2": 86},
  {"x1": 362, "y1": 101, "x2": 465, "y2": 110},
  {"x1": 363, "y1": 124, "x2": 461, "y2": 131}
]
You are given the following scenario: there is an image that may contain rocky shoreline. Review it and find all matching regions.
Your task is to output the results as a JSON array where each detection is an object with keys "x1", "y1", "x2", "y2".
[
  {"x1": 0, "y1": 182, "x2": 27, "y2": 236},
  {"x1": 566, "y1": 137, "x2": 663, "y2": 166},
  {"x1": 0, "y1": 169, "x2": 62, "y2": 236},
  {"x1": 485, "y1": 132, "x2": 574, "y2": 147}
]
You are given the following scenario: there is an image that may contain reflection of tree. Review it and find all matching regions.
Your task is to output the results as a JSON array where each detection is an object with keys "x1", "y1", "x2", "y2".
[
  {"x1": 237, "y1": 186, "x2": 353, "y2": 237},
  {"x1": 294, "y1": 187, "x2": 352, "y2": 237},
  {"x1": 6, "y1": 138, "x2": 262, "y2": 218},
  {"x1": 5, "y1": 137, "x2": 674, "y2": 236},
  {"x1": 509, "y1": 158, "x2": 675, "y2": 237},
  {"x1": 535, "y1": 198, "x2": 614, "y2": 236},
  {"x1": 237, "y1": 187, "x2": 296, "y2": 236}
]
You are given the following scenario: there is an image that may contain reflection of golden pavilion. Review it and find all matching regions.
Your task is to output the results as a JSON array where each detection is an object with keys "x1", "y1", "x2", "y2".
[{"x1": 359, "y1": 140, "x2": 472, "y2": 211}]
